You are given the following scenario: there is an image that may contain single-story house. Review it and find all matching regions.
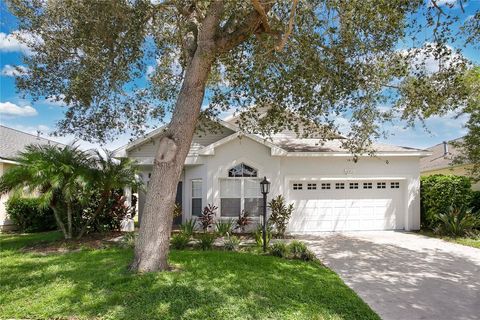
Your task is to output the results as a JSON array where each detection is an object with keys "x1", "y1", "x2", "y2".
[
  {"x1": 0, "y1": 125, "x2": 65, "y2": 231},
  {"x1": 114, "y1": 116, "x2": 430, "y2": 233},
  {"x1": 420, "y1": 138, "x2": 480, "y2": 191}
]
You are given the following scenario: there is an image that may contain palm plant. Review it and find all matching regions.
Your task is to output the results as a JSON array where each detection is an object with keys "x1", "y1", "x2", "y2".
[
  {"x1": 76, "y1": 149, "x2": 140, "y2": 239},
  {"x1": 0, "y1": 144, "x2": 92, "y2": 239},
  {"x1": 435, "y1": 207, "x2": 479, "y2": 237}
]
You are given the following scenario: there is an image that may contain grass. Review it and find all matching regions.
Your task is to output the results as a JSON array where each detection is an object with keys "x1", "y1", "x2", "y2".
[
  {"x1": 0, "y1": 232, "x2": 379, "y2": 320},
  {"x1": 417, "y1": 230, "x2": 480, "y2": 249}
]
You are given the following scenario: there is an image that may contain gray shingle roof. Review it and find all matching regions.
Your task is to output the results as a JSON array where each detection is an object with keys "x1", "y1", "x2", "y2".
[
  {"x1": 0, "y1": 125, "x2": 65, "y2": 161},
  {"x1": 271, "y1": 137, "x2": 424, "y2": 153},
  {"x1": 420, "y1": 138, "x2": 463, "y2": 172}
]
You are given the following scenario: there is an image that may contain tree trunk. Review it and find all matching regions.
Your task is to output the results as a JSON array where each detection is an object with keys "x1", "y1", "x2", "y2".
[
  {"x1": 66, "y1": 201, "x2": 73, "y2": 239},
  {"x1": 50, "y1": 203, "x2": 68, "y2": 239},
  {"x1": 130, "y1": 1, "x2": 227, "y2": 273},
  {"x1": 131, "y1": 47, "x2": 217, "y2": 273},
  {"x1": 76, "y1": 191, "x2": 111, "y2": 240}
]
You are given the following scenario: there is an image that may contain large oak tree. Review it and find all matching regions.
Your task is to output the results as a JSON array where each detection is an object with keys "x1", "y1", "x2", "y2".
[{"x1": 7, "y1": 0, "x2": 478, "y2": 271}]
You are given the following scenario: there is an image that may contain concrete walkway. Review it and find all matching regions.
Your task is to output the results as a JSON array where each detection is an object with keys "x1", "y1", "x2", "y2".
[{"x1": 299, "y1": 232, "x2": 480, "y2": 320}]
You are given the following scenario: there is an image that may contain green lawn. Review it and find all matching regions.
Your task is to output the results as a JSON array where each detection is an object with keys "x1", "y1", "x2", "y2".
[
  {"x1": 417, "y1": 230, "x2": 480, "y2": 249},
  {"x1": 0, "y1": 232, "x2": 379, "y2": 320}
]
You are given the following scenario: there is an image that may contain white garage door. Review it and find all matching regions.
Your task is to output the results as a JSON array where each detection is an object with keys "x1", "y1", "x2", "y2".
[{"x1": 288, "y1": 180, "x2": 404, "y2": 232}]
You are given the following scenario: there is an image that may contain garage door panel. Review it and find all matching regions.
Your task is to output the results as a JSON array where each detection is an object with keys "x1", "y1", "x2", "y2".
[{"x1": 288, "y1": 180, "x2": 404, "y2": 232}]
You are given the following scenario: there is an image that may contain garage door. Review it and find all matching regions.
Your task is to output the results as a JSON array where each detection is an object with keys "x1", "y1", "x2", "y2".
[{"x1": 287, "y1": 180, "x2": 404, "y2": 232}]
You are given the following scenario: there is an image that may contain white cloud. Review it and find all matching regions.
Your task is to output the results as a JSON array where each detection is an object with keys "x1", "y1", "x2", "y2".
[
  {"x1": 1, "y1": 64, "x2": 28, "y2": 77},
  {"x1": 44, "y1": 95, "x2": 66, "y2": 107},
  {"x1": 0, "y1": 31, "x2": 30, "y2": 53},
  {"x1": 0, "y1": 102, "x2": 38, "y2": 117}
]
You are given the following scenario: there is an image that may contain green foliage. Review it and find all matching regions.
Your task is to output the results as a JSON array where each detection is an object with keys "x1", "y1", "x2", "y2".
[
  {"x1": 198, "y1": 204, "x2": 217, "y2": 232},
  {"x1": 0, "y1": 144, "x2": 139, "y2": 239},
  {"x1": 254, "y1": 225, "x2": 272, "y2": 248},
  {"x1": 268, "y1": 195, "x2": 293, "y2": 236},
  {"x1": 223, "y1": 233, "x2": 240, "y2": 251},
  {"x1": 0, "y1": 232, "x2": 379, "y2": 320},
  {"x1": 420, "y1": 175, "x2": 473, "y2": 228},
  {"x1": 171, "y1": 232, "x2": 191, "y2": 250},
  {"x1": 120, "y1": 232, "x2": 137, "y2": 248},
  {"x1": 470, "y1": 191, "x2": 480, "y2": 215},
  {"x1": 196, "y1": 232, "x2": 217, "y2": 251},
  {"x1": 269, "y1": 241, "x2": 289, "y2": 258},
  {"x1": 235, "y1": 210, "x2": 252, "y2": 233},
  {"x1": 287, "y1": 240, "x2": 315, "y2": 261},
  {"x1": 7, "y1": 0, "x2": 476, "y2": 153},
  {"x1": 215, "y1": 220, "x2": 233, "y2": 236},
  {"x1": 180, "y1": 219, "x2": 196, "y2": 237},
  {"x1": 6, "y1": 197, "x2": 56, "y2": 233},
  {"x1": 434, "y1": 207, "x2": 479, "y2": 237},
  {"x1": 452, "y1": 67, "x2": 480, "y2": 182}
]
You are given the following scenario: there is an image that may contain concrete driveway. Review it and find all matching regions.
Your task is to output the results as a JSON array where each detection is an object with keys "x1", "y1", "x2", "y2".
[{"x1": 299, "y1": 232, "x2": 480, "y2": 320}]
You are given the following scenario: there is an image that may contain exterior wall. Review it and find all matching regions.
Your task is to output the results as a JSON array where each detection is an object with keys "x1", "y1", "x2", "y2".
[
  {"x1": 422, "y1": 165, "x2": 480, "y2": 191},
  {"x1": 133, "y1": 134, "x2": 422, "y2": 231},
  {"x1": 0, "y1": 162, "x2": 17, "y2": 231}
]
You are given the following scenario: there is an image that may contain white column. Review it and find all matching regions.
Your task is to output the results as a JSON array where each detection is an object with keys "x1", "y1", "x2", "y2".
[{"x1": 124, "y1": 186, "x2": 132, "y2": 208}]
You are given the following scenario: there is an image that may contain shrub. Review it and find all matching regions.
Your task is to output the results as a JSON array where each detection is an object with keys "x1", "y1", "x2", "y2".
[
  {"x1": 269, "y1": 241, "x2": 289, "y2": 258},
  {"x1": 235, "y1": 210, "x2": 252, "y2": 233},
  {"x1": 215, "y1": 220, "x2": 233, "y2": 236},
  {"x1": 196, "y1": 232, "x2": 217, "y2": 250},
  {"x1": 268, "y1": 195, "x2": 293, "y2": 236},
  {"x1": 6, "y1": 197, "x2": 56, "y2": 232},
  {"x1": 198, "y1": 204, "x2": 217, "y2": 232},
  {"x1": 434, "y1": 207, "x2": 479, "y2": 237},
  {"x1": 288, "y1": 240, "x2": 307, "y2": 259},
  {"x1": 254, "y1": 225, "x2": 272, "y2": 247},
  {"x1": 171, "y1": 232, "x2": 191, "y2": 249},
  {"x1": 288, "y1": 240, "x2": 316, "y2": 261},
  {"x1": 121, "y1": 232, "x2": 137, "y2": 248},
  {"x1": 180, "y1": 219, "x2": 196, "y2": 237},
  {"x1": 471, "y1": 191, "x2": 480, "y2": 215},
  {"x1": 223, "y1": 233, "x2": 241, "y2": 251},
  {"x1": 421, "y1": 175, "x2": 473, "y2": 228}
]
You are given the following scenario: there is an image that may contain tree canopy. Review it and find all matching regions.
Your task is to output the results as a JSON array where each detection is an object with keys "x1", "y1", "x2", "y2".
[{"x1": 7, "y1": 0, "x2": 478, "y2": 151}]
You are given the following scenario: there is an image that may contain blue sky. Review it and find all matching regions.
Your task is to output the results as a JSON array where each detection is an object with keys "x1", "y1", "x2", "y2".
[{"x1": 0, "y1": 0, "x2": 478, "y2": 151}]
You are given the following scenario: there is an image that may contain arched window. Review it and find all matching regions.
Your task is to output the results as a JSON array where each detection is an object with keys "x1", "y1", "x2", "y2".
[
  {"x1": 228, "y1": 163, "x2": 258, "y2": 177},
  {"x1": 221, "y1": 163, "x2": 261, "y2": 217}
]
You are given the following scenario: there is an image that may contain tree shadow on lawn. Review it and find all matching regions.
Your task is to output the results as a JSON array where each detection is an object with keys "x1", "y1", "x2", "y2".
[{"x1": 0, "y1": 246, "x2": 379, "y2": 320}]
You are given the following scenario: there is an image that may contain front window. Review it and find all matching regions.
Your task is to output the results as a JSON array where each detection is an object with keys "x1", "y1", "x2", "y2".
[
  {"x1": 228, "y1": 163, "x2": 258, "y2": 177},
  {"x1": 192, "y1": 180, "x2": 202, "y2": 216},
  {"x1": 221, "y1": 164, "x2": 261, "y2": 217}
]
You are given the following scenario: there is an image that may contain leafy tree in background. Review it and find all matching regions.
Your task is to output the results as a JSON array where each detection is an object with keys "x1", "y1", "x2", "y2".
[
  {"x1": 6, "y1": 0, "x2": 479, "y2": 271},
  {"x1": 453, "y1": 67, "x2": 480, "y2": 182}
]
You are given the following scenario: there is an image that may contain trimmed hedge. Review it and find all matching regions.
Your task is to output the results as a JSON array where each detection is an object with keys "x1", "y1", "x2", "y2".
[
  {"x1": 420, "y1": 175, "x2": 473, "y2": 228},
  {"x1": 6, "y1": 197, "x2": 57, "y2": 233}
]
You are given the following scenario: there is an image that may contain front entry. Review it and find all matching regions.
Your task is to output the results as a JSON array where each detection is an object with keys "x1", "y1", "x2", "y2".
[{"x1": 173, "y1": 181, "x2": 183, "y2": 225}]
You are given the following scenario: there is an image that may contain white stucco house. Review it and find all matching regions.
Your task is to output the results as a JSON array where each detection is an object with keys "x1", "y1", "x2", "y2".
[{"x1": 114, "y1": 116, "x2": 429, "y2": 233}]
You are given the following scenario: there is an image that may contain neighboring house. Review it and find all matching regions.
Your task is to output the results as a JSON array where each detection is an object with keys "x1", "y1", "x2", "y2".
[
  {"x1": 0, "y1": 125, "x2": 65, "y2": 231},
  {"x1": 114, "y1": 116, "x2": 429, "y2": 233},
  {"x1": 420, "y1": 138, "x2": 480, "y2": 191}
]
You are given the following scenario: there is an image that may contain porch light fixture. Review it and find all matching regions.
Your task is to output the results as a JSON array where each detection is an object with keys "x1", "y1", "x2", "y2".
[{"x1": 260, "y1": 176, "x2": 271, "y2": 252}]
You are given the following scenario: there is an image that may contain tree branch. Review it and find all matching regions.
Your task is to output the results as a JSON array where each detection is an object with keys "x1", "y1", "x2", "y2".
[
  {"x1": 274, "y1": 0, "x2": 298, "y2": 51},
  {"x1": 251, "y1": 0, "x2": 271, "y2": 32}
]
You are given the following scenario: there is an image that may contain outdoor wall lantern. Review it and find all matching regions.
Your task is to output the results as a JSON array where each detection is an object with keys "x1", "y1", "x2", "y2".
[{"x1": 260, "y1": 176, "x2": 271, "y2": 252}]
